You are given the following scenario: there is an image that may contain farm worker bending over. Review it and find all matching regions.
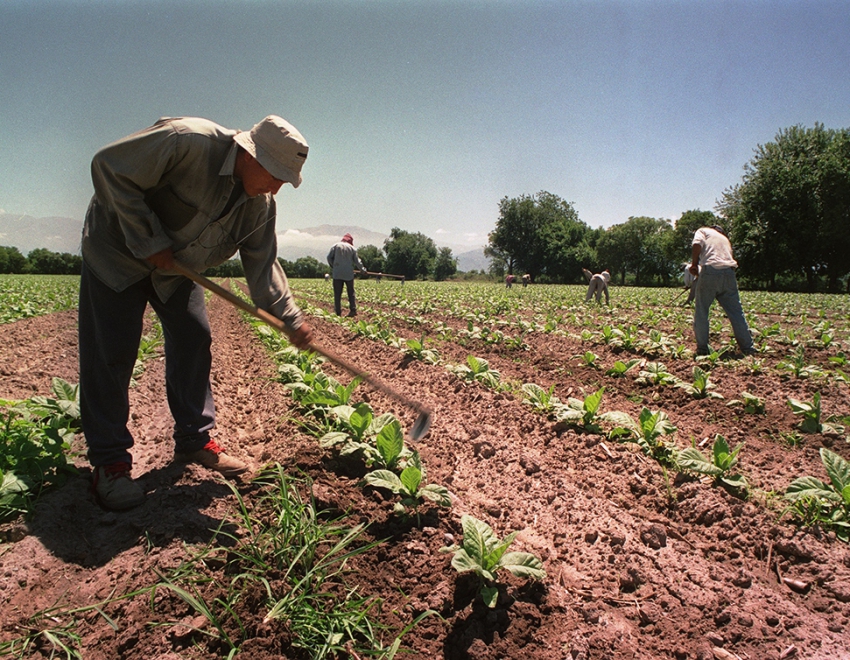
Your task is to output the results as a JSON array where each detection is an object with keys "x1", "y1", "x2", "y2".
[
  {"x1": 79, "y1": 115, "x2": 313, "y2": 510},
  {"x1": 584, "y1": 268, "x2": 610, "y2": 304},
  {"x1": 690, "y1": 225, "x2": 755, "y2": 357},
  {"x1": 682, "y1": 263, "x2": 697, "y2": 305},
  {"x1": 327, "y1": 233, "x2": 365, "y2": 317}
]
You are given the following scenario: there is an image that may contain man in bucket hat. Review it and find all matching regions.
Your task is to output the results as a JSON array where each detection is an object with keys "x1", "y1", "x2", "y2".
[
  {"x1": 79, "y1": 115, "x2": 313, "y2": 510},
  {"x1": 327, "y1": 233, "x2": 365, "y2": 317}
]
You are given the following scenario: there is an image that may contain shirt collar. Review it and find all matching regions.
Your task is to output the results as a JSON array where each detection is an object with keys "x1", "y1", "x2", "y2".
[{"x1": 219, "y1": 142, "x2": 239, "y2": 177}]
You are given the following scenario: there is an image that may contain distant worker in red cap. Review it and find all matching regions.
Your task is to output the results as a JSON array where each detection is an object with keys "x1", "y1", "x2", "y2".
[
  {"x1": 327, "y1": 233, "x2": 365, "y2": 317},
  {"x1": 78, "y1": 115, "x2": 313, "y2": 511}
]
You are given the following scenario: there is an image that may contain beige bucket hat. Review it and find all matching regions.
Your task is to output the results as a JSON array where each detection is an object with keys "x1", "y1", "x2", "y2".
[{"x1": 234, "y1": 115, "x2": 308, "y2": 188}]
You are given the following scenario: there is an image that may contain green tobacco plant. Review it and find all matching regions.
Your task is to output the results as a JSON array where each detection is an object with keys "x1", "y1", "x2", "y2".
[
  {"x1": 727, "y1": 392, "x2": 765, "y2": 415},
  {"x1": 320, "y1": 403, "x2": 392, "y2": 452},
  {"x1": 606, "y1": 358, "x2": 640, "y2": 377},
  {"x1": 286, "y1": 373, "x2": 361, "y2": 412},
  {"x1": 599, "y1": 325, "x2": 620, "y2": 346},
  {"x1": 553, "y1": 387, "x2": 606, "y2": 433},
  {"x1": 828, "y1": 352, "x2": 848, "y2": 367},
  {"x1": 440, "y1": 515, "x2": 546, "y2": 608},
  {"x1": 695, "y1": 349, "x2": 724, "y2": 369},
  {"x1": 676, "y1": 366, "x2": 723, "y2": 399},
  {"x1": 362, "y1": 451, "x2": 451, "y2": 522},
  {"x1": 783, "y1": 448, "x2": 850, "y2": 542},
  {"x1": 130, "y1": 322, "x2": 163, "y2": 387},
  {"x1": 777, "y1": 346, "x2": 824, "y2": 379},
  {"x1": 273, "y1": 346, "x2": 325, "y2": 384},
  {"x1": 28, "y1": 377, "x2": 82, "y2": 431},
  {"x1": 402, "y1": 335, "x2": 441, "y2": 365},
  {"x1": 637, "y1": 329, "x2": 674, "y2": 356},
  {"x1": 787, "y1": 392, "x2": 845, "y2": 435},
  {"x1": 677, "y1": 435, "x2": 747, "y2": 490},
  {"x1": 321, "y1": 408, "x2": 411, "y2": 470},
  {"x1": 607, "y1": 407, "x2": 678, "y2": 467},
  {"x1": 447, "y1": 355, "x2": 505, "y2": 390},
  {"x1": 1, "y1": 378, "x2": 80, "y2": 521},
  {"x1": 520, "y1": 383, "x2": 562, "y2": 415},
  {"x1": 574, "y1": 351, "x2": 600, "y2": 369},
  {"x1": 635, "y1": 362, "x2": 679, "y2": 387}
]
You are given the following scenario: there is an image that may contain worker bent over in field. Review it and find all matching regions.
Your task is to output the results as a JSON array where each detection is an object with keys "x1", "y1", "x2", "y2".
[
  {"x1": 79, "y1": 115, "x2": 313, "y2": 510},
  {"x1": 583, "y1": 268, "x2": 610, "y2": 304}
]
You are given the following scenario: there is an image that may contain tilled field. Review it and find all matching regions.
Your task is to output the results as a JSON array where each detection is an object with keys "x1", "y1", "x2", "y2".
[{"x1": 1, "y1": 283, "x2": 849, "y2": 660}]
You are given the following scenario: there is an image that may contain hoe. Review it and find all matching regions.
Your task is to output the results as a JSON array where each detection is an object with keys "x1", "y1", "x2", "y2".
[{"x1": 171, "y1": 262, "x2": 432, "y2": 441}]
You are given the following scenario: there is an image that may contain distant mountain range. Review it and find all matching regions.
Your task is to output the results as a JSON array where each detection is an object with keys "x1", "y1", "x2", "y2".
[{"x1": 0, "y1": 213, "x2": 490, "y2": 273}]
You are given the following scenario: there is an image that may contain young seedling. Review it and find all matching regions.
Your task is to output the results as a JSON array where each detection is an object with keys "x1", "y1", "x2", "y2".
[
  {"x1": 787, "y1": 392, "x2": 845, "y2": 435},
  {"x1": 573, "y1": 351, "x2": 601, "y2": 369},
  {"x1": 447, "y1": 355, "x2": 505, "y2": 391},
  {"x1": 599, "y1": 325, "x2": 621, "y2": 346},
  {"x1": 777, "y1": 346, "x2": 823, "y2": 380},
  {"x1": 553, "y1": 387, "x2": 606, "y2": 433},
  {"x1": 287, "y1": 374, "x2": 362, "y2": 411},
  {"x1": 606, "y1": 358, "x2": 640, "y2": 378},
  {"x1": 783, "y1": 448, "x2": 850, "y2": 542},
  {"x1": 607, "y1": 407, "x2": 678, "y2": 468},
  {"x1": 130, "y1": 323, "x2": 164, "y2": 386},
  {"x1": 727, "y1": 391, "x2": 765, "y2": 415},
  {"x1": 361, "y1": 451, "x2": 451, "y2": 523},
  {"x1": 695, "y1": 349, "x2": 724, "y2": 369},
  {"x1": 520, "y1": 383, "x2": 562, "y2": 416},
  {"x1": 676, "y1": 366, "x2": 723, "y2": 399},
  {"x1": 440, "y1": 515, "x2": 546, "y2": 608},
  {"x1": 677, "y1": 435, "x2": 747, "y2": 490},
  {"x1": 320, "y1": 403, "x2": 400, "y2": 460},
  {"x1": 635, "y1": 362, "x2": 679, "y2": 387},
  {"x1": 403, "y1": 335, "x2": 441, "y2": 365}
]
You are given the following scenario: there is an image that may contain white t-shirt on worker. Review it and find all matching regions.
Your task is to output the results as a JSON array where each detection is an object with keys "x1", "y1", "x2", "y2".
[{"x1": 692, "y1": 227, "x2": 738, "y2": 269}]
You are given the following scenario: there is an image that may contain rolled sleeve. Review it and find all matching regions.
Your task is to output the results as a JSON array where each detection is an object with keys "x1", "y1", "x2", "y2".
[{"x1": 239, "y1": 203, "x2": 304, "y2": 331}]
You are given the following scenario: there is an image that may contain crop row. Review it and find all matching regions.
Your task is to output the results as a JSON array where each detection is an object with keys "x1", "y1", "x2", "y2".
[{"x1": 0, "y1": 275, "x2": 80, "y2": 324}]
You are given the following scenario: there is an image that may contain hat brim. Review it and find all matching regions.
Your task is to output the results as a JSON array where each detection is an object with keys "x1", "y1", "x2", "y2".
[{"x1": 234, "y1": 132, "x2": 302, "y2": 188}]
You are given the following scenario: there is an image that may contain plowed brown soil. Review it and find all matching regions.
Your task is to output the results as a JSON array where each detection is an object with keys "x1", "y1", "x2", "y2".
[{"x1": 1, "y1": 290, "x2": 849, "y2": 660}]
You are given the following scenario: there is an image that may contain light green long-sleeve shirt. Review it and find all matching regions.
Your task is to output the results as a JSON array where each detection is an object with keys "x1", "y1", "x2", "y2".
[{"x1": 82, "y1": 116, "x2": 304, "y2": 329}]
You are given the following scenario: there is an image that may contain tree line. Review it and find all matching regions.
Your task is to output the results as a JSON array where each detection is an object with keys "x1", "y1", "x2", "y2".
[
  {"x1": 0, "y1": 246, "x2": 82, "y2": 275},
  {"x1": 1, "y1": 227, "x2": 460, "y2": 281},
  {"x1": 203, "y1": 227, "x2": 461, "y2": 281},
  {"x1": 488, "y1": 123, "x2": 850, "y2": 292}
]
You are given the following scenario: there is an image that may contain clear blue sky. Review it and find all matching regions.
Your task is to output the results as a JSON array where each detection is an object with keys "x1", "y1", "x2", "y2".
[{"x1": 2, "y1": 0, "x2": 848, "y2": 251}]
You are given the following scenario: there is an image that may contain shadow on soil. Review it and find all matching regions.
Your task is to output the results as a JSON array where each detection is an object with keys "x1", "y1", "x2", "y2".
[{"x1": 27, "y1": 463, "x2": 238, "y2": 567}]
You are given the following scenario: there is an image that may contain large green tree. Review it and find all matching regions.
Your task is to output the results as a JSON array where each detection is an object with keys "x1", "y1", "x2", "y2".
[
  {"x1": 719, "y1": 123, "x2": 850, "y2": 291},
  {"x1": 0, "y1": 246, "x2": 27, "y2": 273},
  {"x1": 357, "y1": 244, "x2": 385, "y2": 274},
  {"x1": 596, "y1": 216, "x2": 673, "y2": 285},
  {"x1": 488, "y1": 191, "x2": 589, "y2": 282},
  {"x1": 433, "y1": 247, "x2": 457, "y2": 281},
  {"x1": 664, "y1": 210, "x2": 719, "y2": 265},
  {"x1": 383, "y1": 228, "x2": 437, "y2": 280}
]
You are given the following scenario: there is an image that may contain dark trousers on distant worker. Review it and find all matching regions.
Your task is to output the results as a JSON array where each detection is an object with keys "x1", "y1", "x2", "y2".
[
  {"x1": 332, "y1": 278, "x2": 356, "y2": 316},
  {"x1": 78, "y1": 263, "x2": 216, "y2": 467}
]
